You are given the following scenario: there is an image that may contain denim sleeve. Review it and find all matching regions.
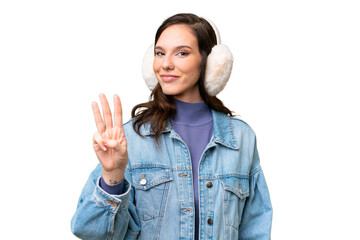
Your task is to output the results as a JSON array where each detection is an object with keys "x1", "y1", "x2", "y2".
[
  {"x1": 71, "y1": 163, "x2": 141, "y2": 240},
  {"x1": 238, "y1": 140, "x2": 273, "y2": 240}
]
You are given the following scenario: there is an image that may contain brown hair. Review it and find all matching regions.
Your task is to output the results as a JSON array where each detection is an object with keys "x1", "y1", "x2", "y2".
[{"x1": 131, "y1": 13, "x2": 233, "y2": 141}]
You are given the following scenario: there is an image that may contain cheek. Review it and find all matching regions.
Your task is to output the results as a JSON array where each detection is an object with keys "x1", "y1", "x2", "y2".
[
  {"x1": 188, "y1": 63, "x2": 201, "y2": 80},
  {"x1": 179, "y1": 59, "x2": 201, "y2": 76},
  {"x1": 153, "y1": 59, "x2": 161, "y2": 73}
]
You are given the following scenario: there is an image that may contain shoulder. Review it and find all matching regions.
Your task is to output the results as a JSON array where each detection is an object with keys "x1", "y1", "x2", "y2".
[
  {"x1": 122, "y1": 118, "x2": 146, "y2": 139},
  {"x1": 122, "y1": 118, "x2": 157, "y2": 148},
  {"x1": 229, "y1": 116, "x2": 257, "y2": 139},
  {"x1": 123, "y1": 118, "x2": 136, "y2": 134}
]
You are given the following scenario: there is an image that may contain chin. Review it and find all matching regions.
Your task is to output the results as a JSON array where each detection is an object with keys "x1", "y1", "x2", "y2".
[
  {"x1": 159, "y1": 85, "x2": 180, "y2": 96},
  {"x1": 161, "y1": 88, "x2": 180, "y2": 96}
]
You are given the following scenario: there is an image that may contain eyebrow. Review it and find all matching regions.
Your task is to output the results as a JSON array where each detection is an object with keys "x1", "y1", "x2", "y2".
[{"x1": 155, "y1": 45, "x2": 193, "y2": 51}]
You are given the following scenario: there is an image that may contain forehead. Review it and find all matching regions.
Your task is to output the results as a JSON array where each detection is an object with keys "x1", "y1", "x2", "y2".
[{"x1": 156, "y1": 24, "x2": 198, "y2": 48}]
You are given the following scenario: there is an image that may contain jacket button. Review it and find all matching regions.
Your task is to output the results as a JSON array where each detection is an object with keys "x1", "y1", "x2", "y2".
[
  {"x1": 206, "y1": 181, "x2": 213, "y2": 188},
  {"x1": 207, "y1": 218, "x2": 213, "y2": 225},
  {"x1": 140, "y1": 174, "x2": 147, "y2": 185}
]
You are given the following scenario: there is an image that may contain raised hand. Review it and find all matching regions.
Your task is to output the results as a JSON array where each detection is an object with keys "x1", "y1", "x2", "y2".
[{"x1": 92, "y1": 93, "x2": 128, "y2": 184}]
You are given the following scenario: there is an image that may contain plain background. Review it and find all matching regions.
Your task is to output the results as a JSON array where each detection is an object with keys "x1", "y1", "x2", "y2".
[{"x1": 1, "y1": 0, "x2": 359, "y2": 239}]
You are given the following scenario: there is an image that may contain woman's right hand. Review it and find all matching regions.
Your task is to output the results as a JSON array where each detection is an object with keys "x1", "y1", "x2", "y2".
[{"x1": 92, "y1": 93, "x2": 128, "y2": 185}]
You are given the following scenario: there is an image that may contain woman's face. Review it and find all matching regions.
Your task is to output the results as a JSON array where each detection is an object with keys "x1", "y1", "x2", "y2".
[{"x1": 153, "y1": 24, "x2": 203, "y2": 103}]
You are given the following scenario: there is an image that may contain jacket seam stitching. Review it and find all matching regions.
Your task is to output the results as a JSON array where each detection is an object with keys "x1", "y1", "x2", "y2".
[{"x1": 250, "y1": 166, "x2": 261, "y2": 178}]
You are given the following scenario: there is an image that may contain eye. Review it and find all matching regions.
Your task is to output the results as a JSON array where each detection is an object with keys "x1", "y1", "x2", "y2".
[
  {"x1": 155, "y1": 51, "x2": 165, "y2": 56},
  {"x1": 177, "y1": 51, "x2": 189, "y2": 56}
]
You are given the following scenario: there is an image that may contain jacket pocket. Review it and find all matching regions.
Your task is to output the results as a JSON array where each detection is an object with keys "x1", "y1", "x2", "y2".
[
  {"x1": 132, "y1": 166, "x2": 173, "y2": 221},
  {"x1": 219, "y1": 177, "x2": 250, "y2": 230}
]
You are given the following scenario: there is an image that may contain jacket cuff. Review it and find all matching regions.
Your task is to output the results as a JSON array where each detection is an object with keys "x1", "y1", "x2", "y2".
[
  {"x1": 92, "y1": 176, "x2": 131, "y2": 213},
  {"x1": 99, "y1": 176, "x2": 125, "y2": 195}
]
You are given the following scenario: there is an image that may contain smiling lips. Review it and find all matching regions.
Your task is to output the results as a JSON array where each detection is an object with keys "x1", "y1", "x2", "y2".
[{"x1": 160, "y1": 74, "x2": 179, "y2": 82}]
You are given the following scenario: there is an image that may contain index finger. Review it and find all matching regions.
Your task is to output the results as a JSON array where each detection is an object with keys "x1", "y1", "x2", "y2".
[
  {"x1": 91, "y1": 101, "x2": 106, "y2": 133},
  {"x1": 114, "y1": 94, "x2": 123, "y2": 128}
]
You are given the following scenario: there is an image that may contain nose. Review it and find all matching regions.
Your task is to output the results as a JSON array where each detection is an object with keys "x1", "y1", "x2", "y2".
[{"x1": 161, "y1": 55, "x2": 175, "y2": 70}]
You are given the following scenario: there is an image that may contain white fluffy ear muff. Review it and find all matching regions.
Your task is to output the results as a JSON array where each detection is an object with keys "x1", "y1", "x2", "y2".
[
  {"x1": 203, "y1": 17, "x2": 233, "y2": 96},
  {"x1": 204, "y1": 44, "x2": 233, "y2": 96},
  {"x1": 142, "y1": 17, "x2": 233, "y2": 96},
  {"x1": 142, "y1": 43, "x2": 157, "y2": 91}
]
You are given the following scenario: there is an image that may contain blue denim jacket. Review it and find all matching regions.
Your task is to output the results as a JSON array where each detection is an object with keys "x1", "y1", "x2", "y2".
[{"x1": 71, "y1": 110, "x2": 272, "y2": 239}]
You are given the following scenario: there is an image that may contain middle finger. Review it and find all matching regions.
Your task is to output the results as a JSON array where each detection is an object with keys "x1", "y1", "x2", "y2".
[{"x1": 99, "y1": 93, "x2": 113, "y2": 130}]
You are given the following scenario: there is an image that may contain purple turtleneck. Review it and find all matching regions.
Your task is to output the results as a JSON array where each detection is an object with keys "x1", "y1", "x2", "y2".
[{"x1": 100, "y1": 99, "x2": 213, "y2": 239}]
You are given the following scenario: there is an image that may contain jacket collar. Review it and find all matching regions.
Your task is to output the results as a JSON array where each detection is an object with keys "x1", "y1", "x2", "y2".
[
  {"x1": 141, "y1": 120, "x2": 172, "y2": 136},
  {"x1": 211, "y1": 110, "x2": 239, "y2": 149},
  {"x1": 140, "y1": 110, "x2": 238, "y2": 149}
]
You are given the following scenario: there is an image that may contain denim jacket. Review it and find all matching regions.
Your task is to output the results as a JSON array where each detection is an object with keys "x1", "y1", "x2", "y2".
[{"x1": 71, "y1": 110, "x2": 272, "y2": 240}]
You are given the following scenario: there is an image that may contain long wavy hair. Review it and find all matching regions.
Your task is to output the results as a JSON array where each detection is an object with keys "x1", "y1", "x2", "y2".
[{"x1": 131, "y1": 13, "x2": 233, "y2": 142}]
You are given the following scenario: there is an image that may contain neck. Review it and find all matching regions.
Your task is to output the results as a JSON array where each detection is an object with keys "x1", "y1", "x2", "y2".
[
  {"x1": 173, "y1": 86, "x2": 203, "y2": 103},
  {"x1": 171, "y1": 99, "x2": 213, "y2": 126}
]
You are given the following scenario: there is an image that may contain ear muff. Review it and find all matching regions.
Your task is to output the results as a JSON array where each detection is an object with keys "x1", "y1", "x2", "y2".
[
  {"x1": 142, "y1": 43, "x2": 158, "y2": 91},
  {"x1": 142, "y1": 17, "x2": 233, "y2": 96}
]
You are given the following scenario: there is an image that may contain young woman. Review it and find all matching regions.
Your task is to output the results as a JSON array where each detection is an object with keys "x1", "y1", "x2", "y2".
[{"x1": 71, "y1": 13, "x2": 272, "y2": 240}]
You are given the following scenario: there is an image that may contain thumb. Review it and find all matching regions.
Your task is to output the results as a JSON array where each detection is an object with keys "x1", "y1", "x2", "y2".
[{"x1": 102, "y1": 139, "x2": 120, "y2": 149}]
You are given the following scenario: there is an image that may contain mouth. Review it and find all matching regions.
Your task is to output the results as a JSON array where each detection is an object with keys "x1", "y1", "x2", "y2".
[{"x1": 160, "y1": 74, "x2": 179, "y2": 82}]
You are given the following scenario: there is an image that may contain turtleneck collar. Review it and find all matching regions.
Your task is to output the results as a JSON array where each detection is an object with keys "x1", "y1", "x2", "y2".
[{"x1": 171, "y1": 99, "x2": 213, "y2": 127}]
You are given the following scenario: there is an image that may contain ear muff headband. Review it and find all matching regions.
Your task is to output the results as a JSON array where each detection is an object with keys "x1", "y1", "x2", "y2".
[
  {"x1": 203, "y1": 17, "x2": 221, "y2": 44},
  {"x1": 142, "y1": 16, "x2": 233, "y2": 96}
]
